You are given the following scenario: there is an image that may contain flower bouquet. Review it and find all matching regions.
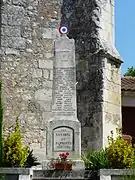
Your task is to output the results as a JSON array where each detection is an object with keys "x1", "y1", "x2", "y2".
[{"x1": 51, "y1": 152, "x2": 73, "y2": 170}]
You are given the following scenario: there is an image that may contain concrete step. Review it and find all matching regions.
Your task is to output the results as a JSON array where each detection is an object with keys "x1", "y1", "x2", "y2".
[
  {"x1": 32, "y1": 170, "x2": 98, "y2": 180},
  {"x1": 32, "y1": 178, "x2": 90, "y2": 180}
]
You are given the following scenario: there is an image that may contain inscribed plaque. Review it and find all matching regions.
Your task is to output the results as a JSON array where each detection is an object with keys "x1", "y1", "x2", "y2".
[{"x1": 53, "y1": 127, "x2": 74, "y2": 152}]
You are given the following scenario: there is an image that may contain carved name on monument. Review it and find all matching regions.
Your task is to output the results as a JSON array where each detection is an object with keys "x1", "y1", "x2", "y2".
[
  {"x1": 51, "y1": 35, "x2": 77, "y2": 118},
  {"x1": 53, "y1": 127, "x2": 74, "y2": 152},
  {"x1": 53, "y1": 68, "x2": 76, "y2": 116}
]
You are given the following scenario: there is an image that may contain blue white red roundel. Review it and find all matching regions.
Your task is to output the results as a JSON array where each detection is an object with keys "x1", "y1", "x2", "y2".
[{"x1": 59, "y1": 25, "x2": 69, "y2": 34}]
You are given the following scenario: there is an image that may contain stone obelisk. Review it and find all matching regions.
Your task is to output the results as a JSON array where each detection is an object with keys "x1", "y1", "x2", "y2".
[{"x1": 46, "y1": 26, "x2": 84, "y2": 169}]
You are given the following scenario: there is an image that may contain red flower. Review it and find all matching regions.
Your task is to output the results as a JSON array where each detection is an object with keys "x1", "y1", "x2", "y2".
[
  {"x1": 59, "y1": 153, "x2": 62, "y2": 157},
  {"x1": 66, "y1": 152, "x2": 69, "y2": 155},
  {"x1": 62, "y1": 153, "x2": 65, "y2": 157},
  {"x1": 63, "y1": 155, "x2": 67, "y2": 159}
]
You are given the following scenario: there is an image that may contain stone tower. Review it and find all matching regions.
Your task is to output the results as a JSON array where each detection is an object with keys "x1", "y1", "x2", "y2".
[
  {"x1": 72, "y1": 0, "x2": 122, "y2": 150},
  {"x1": 0, "y1": 0, "x2": 122, "y2": 161}
]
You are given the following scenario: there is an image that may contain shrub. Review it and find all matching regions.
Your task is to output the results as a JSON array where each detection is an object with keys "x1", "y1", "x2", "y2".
[
  {"x1": 25, "y1": 149, "x2": 40, "y2": 167},
  {"x1": 106, "y1": 129, "x2": 135, "y2": 169},
  {"x1": 82, "y1": 149, "x2": 109, "y2": 170},
  {"x1": 2, "y1": 118, "x2": 29, "y2": 167}
]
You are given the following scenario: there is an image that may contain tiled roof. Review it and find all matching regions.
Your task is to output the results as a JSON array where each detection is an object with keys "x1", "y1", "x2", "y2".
[{"x1": 121, "y1": 77, "x2": 135, "y2": 91}]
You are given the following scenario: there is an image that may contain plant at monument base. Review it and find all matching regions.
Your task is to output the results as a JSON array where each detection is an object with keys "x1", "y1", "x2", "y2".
[
  {"x1": 2, "y1": 117, "x2": 29, "y2": 167},
  {"x1": 82, "y1": 149, "x2": 109, "y2": 170},
  {"x1": 24, "y1": 149, "x2": 40, "y2": 167},
  {"x1": 50, "y1": 152, "x2": 74, "y2": 170},
  {"x1": 106, "y1": 129, "x2": 135, "y2": 169}
]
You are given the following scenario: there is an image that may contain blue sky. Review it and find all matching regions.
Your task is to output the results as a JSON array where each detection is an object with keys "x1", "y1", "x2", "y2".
[{"x1": 115, "y1": 0, "x2": 135, "y2": 75}]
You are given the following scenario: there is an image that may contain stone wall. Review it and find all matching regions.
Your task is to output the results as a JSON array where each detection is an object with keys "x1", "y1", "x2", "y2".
[
  {"x1": 72, "y1": 0, "x2": 122, "y2": 150},
  {"x1": 0, "y1": 0, "x2": 122, "y2": 159},
  {"x1": 0, "y1": 0, "x2": 61, "y2": 160},
  {"x1": 102, "y1": 58, "x2": 122, "y2": 147}
]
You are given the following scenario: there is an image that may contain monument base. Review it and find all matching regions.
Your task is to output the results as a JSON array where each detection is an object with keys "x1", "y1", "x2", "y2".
[
  {"x1": 46, "y1": 119, "x2": 81, "y2": 159},
  {"x1": 42, "y1": 160, "x2": 84, "y2": 170},
  {"x1": 32, "y1": 169, "x2": 96, "y2": 179}
]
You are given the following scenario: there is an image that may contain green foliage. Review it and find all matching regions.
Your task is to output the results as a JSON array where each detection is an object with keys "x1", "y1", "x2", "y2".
[
  {"x1": 82, "y1": 149, "x2": 109, "y2": 170},
  {"x1": 2, "y1": 118, "x2": 29, "y2": 167},
  {"x1": 25, "y1": 149, "x2": 40, "y2": 167},
  {"x1": 121, "y1": 174, "x2": 135, "y2": 180},
  {"x1": 106, "y1": 129, "x2": 135, "y2": 169},
  {"x1": 0, "y1": 81, "x2": 39, "y2": 168},
  {"x1": 82, "y1": 129, "x2": 135, "y2": 170},
  {"x1": 0, "y1": 81, "x2": 3, "y2": 167},
  {"x1": 0, "y1": 175, "x2": 4, "y2": 180},
  {"x1": 124, "y1": 66, "x2": 135, "y2": 77}
]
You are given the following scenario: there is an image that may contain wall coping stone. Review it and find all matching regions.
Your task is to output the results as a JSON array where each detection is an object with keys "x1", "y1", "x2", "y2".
[
  {"x1": 0, "y1": 168, "x2": 33, "y2": 175},
  {"x1": 99, "y1": 169, "x2": 135, "y2": 176}
]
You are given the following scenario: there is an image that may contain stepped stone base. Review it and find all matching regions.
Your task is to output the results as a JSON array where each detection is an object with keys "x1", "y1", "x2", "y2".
[{"x1": 32, "y1": 170, "x2": 98, "y2": 180}]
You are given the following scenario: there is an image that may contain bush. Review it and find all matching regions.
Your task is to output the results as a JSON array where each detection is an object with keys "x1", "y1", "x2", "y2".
[
  {"x1": 106, "y1": 129, "x2": 135, "y2": 169},
  {"x1": 2, "y1": 118, "x2": 29, "y2": 167},
  {"x1": 25, "y1": 149, "x2": 40, "y2": 167},
  {"x1": 82, "y1": 149, "x2": 109, "y2": 170}
]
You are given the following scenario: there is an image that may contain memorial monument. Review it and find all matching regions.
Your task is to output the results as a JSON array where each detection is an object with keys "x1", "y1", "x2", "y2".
[{"x1": 45, "y1": 26, "x2": 84, "y2": 169}]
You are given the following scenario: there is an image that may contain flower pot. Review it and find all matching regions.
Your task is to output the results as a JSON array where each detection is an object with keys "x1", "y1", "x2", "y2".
[{"x1": 54, "y1": 163, "x2": 72, "y2": 170}]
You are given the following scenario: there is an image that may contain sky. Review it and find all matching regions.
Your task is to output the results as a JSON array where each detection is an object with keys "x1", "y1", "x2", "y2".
[{"x1": 115, "y1": 0, "x2": 135, "y2": 75}]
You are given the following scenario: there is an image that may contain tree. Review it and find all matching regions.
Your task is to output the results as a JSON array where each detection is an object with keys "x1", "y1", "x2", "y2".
[{"x1": 124, "y1": 66, "x2": 135, "y2": 77}]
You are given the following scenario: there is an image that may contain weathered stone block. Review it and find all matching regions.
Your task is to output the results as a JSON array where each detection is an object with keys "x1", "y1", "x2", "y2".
[
  {"x1": 1, "y1": 26, "x2": 21, "y2": 37},
  {"x1": 21, "y1": 26, "x2": 32, "y2": 38},
  {"x1": 6, "y1": 5, "x2": 25, "y2": 26},
  {"x1": 104, "y1": 89, "x2": 121, "y2": 105},
  {"x1": 1, "y1": 36, "x2": 26, "y2": 49},
  {"x1": 5, "y1": 48, "x2": 20, "y2": 55},
  {"x1": 33, "y1": 69, "x2": 42, "y2": 78},
  {"x1": 1, "y1": 14, "x2": 8, "y2": 25},
  {"x1": 35, "y1": 89, "x2": 52, "y2": 101},
  {"x1": 38, "y1": 101, "x2": 52, "y2": 111},
  {"x1": 103, "y1": 102, "x2": 121, "y2": 114},
  {"x1": 39, "y1": 60, "x2": 53, "y2": 69},
  {"x1": 104, "y1": 81, "x2": 120, "y2": 93},
  {"x1": 2, "y1": 0, "x2": 12, "y2": 5},
  {"x1": 44, "y1": 52, "x2": 54, "y2": 58},
  {"x1": 42, "y1": 28, "x2": 59, "y2": 39},
  {"x1": 12, "y1": 0, "x2": 27, "y2": 7},
  {"x1": 13, "y1": 37, "x2": 26, "y2": 49},
  {"x1": 43, "y1": 69, "x2": 49, "y2": 79},
  {"x1": 104, "y1": 69, "x2": 121, "y2": 85},
  {"x1": 1, "y1": 36, "x2": 12, "y2": 47},
  {"x1": 42, "y1": 80, "x2": 53, "y2": 89},
  {"x1": 42, "y1": 39, "x2": 54, "y2": 52},
  {"x1": 49, "y1": 70, "x2": 53, "y2": 81}
]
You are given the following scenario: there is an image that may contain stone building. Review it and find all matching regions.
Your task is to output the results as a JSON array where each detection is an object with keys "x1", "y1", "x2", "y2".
[{"x1": 0, "y1": 0, "x2": 122, "y2": 161}]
